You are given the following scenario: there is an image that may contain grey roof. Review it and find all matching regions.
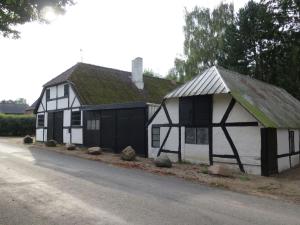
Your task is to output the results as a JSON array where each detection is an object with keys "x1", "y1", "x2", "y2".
[
  {"x1": 0, "y1": 103, "x2": 27, "y2": 114},
  {"x1": 165, "y1": 67, "x2": 229, "y2": 98},
  {"x1": 165, "y1": 66, "x2": 300, "y2": 129}
]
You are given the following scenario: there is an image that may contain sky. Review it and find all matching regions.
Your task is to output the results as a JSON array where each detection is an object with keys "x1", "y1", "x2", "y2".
[{"x1": 0, "y1": 0, "x2": 250, "y2": 105}]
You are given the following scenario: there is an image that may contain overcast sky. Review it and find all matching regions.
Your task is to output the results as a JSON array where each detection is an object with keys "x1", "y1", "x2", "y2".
[{"x1": 0, "y1": 0, "x2": 250, "y2": 105}]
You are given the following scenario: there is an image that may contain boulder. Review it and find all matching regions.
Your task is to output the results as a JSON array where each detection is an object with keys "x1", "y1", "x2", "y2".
[
  {"x1": 66, "y1": 144, "x2": 76, "y2": 151},
  {"x1": 23, "y1": 135, "x2": 33, "y2": 144},
  {"x1": 87, "y1": 147, "x2": 102, "y2": 155},
  {"x1": 121, "y1": 146, "x2": 136, "y2": 161},
  {"x1": 45, "y1": 140, "x2": 57, "y2": 147},
  {"x1": 154, "y1": 155, "x2": 172, "y2": 168},
  {"x1": 208, "y1": 164, "x2": 233, "y2": 177}
]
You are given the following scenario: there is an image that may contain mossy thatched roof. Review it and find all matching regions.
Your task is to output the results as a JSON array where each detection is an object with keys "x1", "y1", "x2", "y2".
[{"x1": 43, "y1": 62, "x2": 178, "y2": 105}]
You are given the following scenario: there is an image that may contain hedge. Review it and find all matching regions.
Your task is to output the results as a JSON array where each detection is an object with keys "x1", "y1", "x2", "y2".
[{"x1": 0, "y1": 114, "x2": 35, "y2": 136}]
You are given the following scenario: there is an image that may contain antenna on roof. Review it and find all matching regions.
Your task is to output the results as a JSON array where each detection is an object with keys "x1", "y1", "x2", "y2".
[{"x1": 80, "y1": 48, "x2": 83, "y2": 62}]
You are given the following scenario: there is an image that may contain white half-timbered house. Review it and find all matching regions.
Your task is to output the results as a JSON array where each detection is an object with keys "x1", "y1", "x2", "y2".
[
  {"x1": 148, "y1": 66, "x2": 300, "y2": 176},
  {"x1": 35, "y1": 58, "x2": 177, "y2": 156}
]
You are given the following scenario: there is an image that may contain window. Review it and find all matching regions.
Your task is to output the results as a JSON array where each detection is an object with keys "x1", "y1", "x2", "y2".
[
  {"x1": 152, "y1": 127, "x2": 160, "y2": 148},
  {"x1": 87, "y1": 120, "x2": 100, "y2": 130},
  {"x1": 179, "y1": 95, "x2": 212, "y2": 126},
  {"x1": 46, "y1": 89, "x2": 50, "y2": 100},
  {"x1": 71, "y1": 111, "x2": 81, "y2": 126},
  {"x1": 185, "y1": 127, "x2": 209, "y2": 145},
  {"x1": 37, "y1": 114, "x2": 44, "y2": 127},
  {"x1": 289, "y1": 130, "x2": 295, "y2": 153},
  {"x1": 64, "y1": 84, "x2": 69, "y2": 97}
]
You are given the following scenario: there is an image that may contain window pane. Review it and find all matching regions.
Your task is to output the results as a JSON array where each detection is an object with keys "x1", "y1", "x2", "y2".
[
  {"x1": 185, "y1": 128, "x2": 196, "y2": 144},
  {"x1": 152, "y1": 127, "x2": 160, "y2": 135},
  {"x1": 64, "y1": 84, "x2": 69, "y2": 96},
  {"x1": 152, "y1": 127, "x2": 160, "y2": 148},
  {"x1": 91, "y1": 120, "x2": 96, "y2": 130},
  {"x1": 38, "y1": 115, "x2": 44, "y2": 127},
  {"x1": 95, "y1": 120, "x2": 100, "y2": 130},
  {"x1": 152, "y1": 134, "x2": 160, "y2": 141},
  {"x1": 71, "y1": 111, "x2": 81, "y2": 126},
  {"x1": 87, "y1": 120, "x2": 91, "y2": 130},
  {"x1": 196, "y1": 128, "x2": 209, "y2": 145}
]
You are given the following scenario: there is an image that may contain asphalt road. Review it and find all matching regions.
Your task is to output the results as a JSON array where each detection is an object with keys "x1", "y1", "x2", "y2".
[{"x1": 0, "y1": 139, "x2": 299, "y2": 225}]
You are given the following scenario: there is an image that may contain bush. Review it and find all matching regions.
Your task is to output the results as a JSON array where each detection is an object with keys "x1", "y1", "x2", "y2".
[{"x1": 0, "y1": 114, "x2": 35, "y2": 136}]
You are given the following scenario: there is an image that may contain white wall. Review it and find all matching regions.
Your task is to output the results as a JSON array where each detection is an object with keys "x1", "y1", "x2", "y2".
[
  {"x1": 277, "y1": 129, "x2": 300, "y2": 172},
  {"x1": 213, "y1": 94, "x2": 261, "y2": 175},
  {"x1": 35, "y1": 82, "x2": 83, "y2": 145},
  {"x1": 148, "y1": 94, "x2": 262, "y2": 175}
]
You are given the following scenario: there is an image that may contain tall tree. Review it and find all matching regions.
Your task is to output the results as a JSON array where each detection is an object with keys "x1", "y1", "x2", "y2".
[
  {"x1": 221, "y1": 0, "x2": 300, "y2": 99},
  {"x1": 0, "y1": 0, "x2": 74, "y2": 38},
  {"x1": 172, "y1": 3, "x2": 234, "y2": 80}
]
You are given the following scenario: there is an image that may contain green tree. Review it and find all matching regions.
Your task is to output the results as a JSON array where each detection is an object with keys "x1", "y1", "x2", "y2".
[
  {"x1": 221, "y1": 0, "x2": 300, "y2": 99},
  {"x1": 0, "y1": 0, "x2": 74, "y2": 38},
  {"x1": 174, "y1": 2, "x2": 234, "y2": 80}
]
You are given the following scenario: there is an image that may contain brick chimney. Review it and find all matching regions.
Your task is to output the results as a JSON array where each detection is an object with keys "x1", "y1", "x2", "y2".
[{"x1": 131, "y1": 57, "x2": 144, "y2": 89}]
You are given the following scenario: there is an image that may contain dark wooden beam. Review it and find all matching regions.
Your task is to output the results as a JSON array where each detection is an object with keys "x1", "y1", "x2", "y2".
[
  {"x1": 221, "y1": 126, "x2": 245, "y2": 173},
  {"x1": 157, "y1": 127, "x2": 172, "y2": 157}
]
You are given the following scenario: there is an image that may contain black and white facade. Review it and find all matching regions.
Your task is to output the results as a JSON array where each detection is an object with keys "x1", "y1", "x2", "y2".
[
  {"x1": 35, "y1": 58, "x2": 176, "y2": 156},
  {"x1": 148, "y1": 66, "x2": 300, "y2": 176},
  {"x1": 36, "y1": 82, "x2": 83, "y2": 145}
]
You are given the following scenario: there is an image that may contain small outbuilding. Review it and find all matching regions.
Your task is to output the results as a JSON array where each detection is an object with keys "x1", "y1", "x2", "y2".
[
  {"x1": 34, "y1": 58, "x2": 178, "y2": 156},
  {"x1": 147, "y1": 66, "x2": 300, "y2": 176}
]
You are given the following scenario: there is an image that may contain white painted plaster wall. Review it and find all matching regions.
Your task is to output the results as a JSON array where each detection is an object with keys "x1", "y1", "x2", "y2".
[
  {"x1": 57, "y1": 98, "x2": 68, "y2": 109},
  {"x1": 36, "y1": 128, "x2": 44, "y2": 141},
  {"x1": 47, "y1": 100, "x2": 56, "y2": 110},
  {"x1": 147, "y1": 104, "x2": 159, "y2": 119},
  {"x1": 63, "y1": 128, "x2": 71, "y2": 144},
  {"x1": 36, "y1": 83, "x2": 82, "y2": 145},
  {"x1": 49, "y1": 86, "x2": 56, "y2": 99},
  {"x1": 213, "y1": 94, "x2": 261, "y2": 174},
  {"x1": 277, "y1": 129, "x2": 300, "y2": 172},
  {"x1": 57, "y1": 84, "x2": 65, "y2": 97},
  {"x1": 71, "y1": 128, "x2": 83, "y2": 144},
  {"x1": 63, "y1": 110, "x2": 71, "y2": 127},
  {"x1": 148, "y1": 94, "x2": 262, "y2": 175}
]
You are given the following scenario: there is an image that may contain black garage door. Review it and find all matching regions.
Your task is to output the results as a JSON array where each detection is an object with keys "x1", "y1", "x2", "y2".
[{"x1": 84, "y1": 108, "x2": 147, "y2": 157}]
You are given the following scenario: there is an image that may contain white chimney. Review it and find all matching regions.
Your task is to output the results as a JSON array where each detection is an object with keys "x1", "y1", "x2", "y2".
[{"x1": 131, "y1": 57, "x2": 144, "y2": 89}]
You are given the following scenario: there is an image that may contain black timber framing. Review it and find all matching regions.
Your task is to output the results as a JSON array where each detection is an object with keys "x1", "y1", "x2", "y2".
[
  {"x1": 218, "y1": 98, "x2": 245, "y2": 173},
  {"x1": 156, "y1": 101, "x2": 182, "y2": 161},
  {"x1": 152, "y1": 97, "x2": 258, "y2": 171}
]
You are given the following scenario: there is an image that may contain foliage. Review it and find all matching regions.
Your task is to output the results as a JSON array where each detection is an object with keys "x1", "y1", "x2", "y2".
[
  {"x1": 172, "y1": 0, "x2": 300, "y2": 99},
  {"x1": 0, "y1": 0, "x2": 74, "y2": 38},
  {"x1": 175, "y1": 2, "x2": 234, "y2": 79},
  {"x1": 0, "y1": 114, "x2": 35, "y2": 136}
]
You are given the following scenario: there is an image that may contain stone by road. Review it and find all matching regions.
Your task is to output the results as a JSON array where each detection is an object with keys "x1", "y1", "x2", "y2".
[{"x1": 0, "y1": 138, "x2": 299, "y2": 225}]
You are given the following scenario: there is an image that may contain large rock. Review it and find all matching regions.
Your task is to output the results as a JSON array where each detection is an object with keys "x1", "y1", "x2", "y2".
[
  {"x1": 23, "y1": 135, "x2": 33, "y2": 144},
  {"x1": 66, "y1": 144, "x2": 76, "y2": 151},
  {"x1": 121, "y1": 146, "x2": 136, "y2": 161},
  {"x1": 87, "y1": 147, "x2": 102, "y2": 155},
  {"x1": 154, "y1": 155, "x2": 172, "y2": 168},
  {"x1": 45, "y1": 140, "x2": 57, "y2": 147},
  {"x1": 208, "y1": 164, "x2": 233, "y2": 177}
]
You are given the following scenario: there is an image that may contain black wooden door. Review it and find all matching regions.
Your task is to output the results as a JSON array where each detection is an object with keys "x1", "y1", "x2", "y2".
[
  {"x1": 47, "y1": 111, "x2": 63, "y2": 144},
  {"x1": 116, "y1": 108, "x2": 146, "y2": 156},
  {"x1": 84, "y1": 111, "x2": 101, "y2": 147},
  {"x1": 100, "y1": 110, "x2": 116, "y2": 150},
  {"x1": 261, "y1": 128, "x2": 278, "y2": 176}
]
